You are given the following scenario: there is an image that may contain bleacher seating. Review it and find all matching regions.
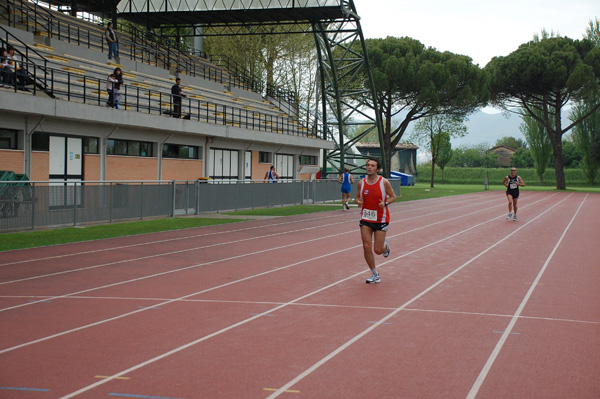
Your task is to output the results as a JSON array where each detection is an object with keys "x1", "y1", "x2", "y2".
[{"x1": 0, "y1": 0, "x2": 313, "y2": 135}]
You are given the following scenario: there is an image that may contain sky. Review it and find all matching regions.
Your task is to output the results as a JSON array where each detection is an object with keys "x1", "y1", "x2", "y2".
[{"x1": 353, "y1": 0, "x2": 599, "y2": 68}]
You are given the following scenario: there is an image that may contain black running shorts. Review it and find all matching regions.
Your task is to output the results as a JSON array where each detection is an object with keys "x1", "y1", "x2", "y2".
[{"x1": 359, "y1": 220, "x2": 389, "y2": 232}]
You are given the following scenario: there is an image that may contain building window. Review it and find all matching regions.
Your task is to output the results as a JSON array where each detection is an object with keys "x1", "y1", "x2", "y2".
[
  {"x1": 259, "y1": 151, "x2": 272, "y2": 163},
  {"x1": 107, "y1": 139, "x2": 153, "y2": 157},
  {"x1": 299, "y1": 155, "x2": 317, "y2": 165},
  {"x1": 162, "y1": 144, "x2": 201, "y2": 159},
  {"x1": 209, "y1": 148, "x2": 239, "y2": 180},
  {"x1": 275, "y1": 154, "x2": 294, "y2": 179},
  {"x1": 0, "y1": 129, "x2": 18, "y2": 149},
  {"x1": 84, "y1": 137, "x2": 99, "y2": 154},
  {"x1": 32, "y1": 132, "x2": 50, "y2": 151}
]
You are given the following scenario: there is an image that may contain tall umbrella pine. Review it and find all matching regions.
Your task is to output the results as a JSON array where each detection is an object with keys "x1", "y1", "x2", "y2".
[
  {"x1": 486, "y1": 36, "x2": 600, "y2": 189},
  {"x1": 362, "y1": 37, "x2": 488, "y2": 177}
]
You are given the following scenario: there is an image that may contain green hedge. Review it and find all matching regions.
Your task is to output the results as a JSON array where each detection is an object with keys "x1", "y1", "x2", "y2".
[{"x1": 415, "y1": 166, "x2": 592, "y2": 187}]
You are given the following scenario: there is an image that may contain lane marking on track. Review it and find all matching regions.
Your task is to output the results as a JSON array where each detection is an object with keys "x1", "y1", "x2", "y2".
[
  {"x1": 0, "y1": 194, "x2": 556, "y2": 357},
  {"x1": 465, "y1": 193, "x2": 588, "y2": 399},
  {"x1": 264, "y1": 193, "x2": 575, "y2": 398},
  {"x1": 263, "y1": 388, "x2": 300, "y2": 393},
  {"x1": 0, "y1": 193, "x2": 488, "y2": 267},
  {"x1": 0, "y1": 195, "x2": 498, "y2": 286},
  {"x1": 95, "y1": 375, "x2": 131, "y2": 380},
  {"x1": 0, "y1": 387, "x2": 50, "y2": 391},
  {"x1": 0, "y1": 194, "x2": 508, "y2": 311},
  {"x1": 3, "y1": 294, "x2": 599, "y2": 326},
  {"x1": 53, "y1": 194, "x2": 567, "y2": 399}
]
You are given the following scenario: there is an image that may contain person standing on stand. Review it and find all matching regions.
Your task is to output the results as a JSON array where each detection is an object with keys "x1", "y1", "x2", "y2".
[
  {"x1": 502, "y1": 167, "x2": 525, "y2": 221},
  {"x1": 338, "y1": 166, "x2": 354, "y2": 210},
  {"x1": 105, "y1": 22, "x2": 118, "y2": 60},
  {"x1": 111, "y1": 67, "x2": 125, "y2": 109},
  {"x1": 355, "y1": 158, "x2": 396, "y2": 284},
  {"x1": 171, "y1": 78, "x2": 187, "y2": 118}
]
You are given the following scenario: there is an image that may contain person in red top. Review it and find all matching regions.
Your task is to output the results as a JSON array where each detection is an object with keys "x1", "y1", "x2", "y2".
[{"x1": 355, "y1": 158, "x2": 397, "y2": 284}]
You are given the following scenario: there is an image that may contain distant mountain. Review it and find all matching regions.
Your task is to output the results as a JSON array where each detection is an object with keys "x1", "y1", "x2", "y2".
[{"x1": 402, "y1": 108, "x2": 570, "y2": 149}]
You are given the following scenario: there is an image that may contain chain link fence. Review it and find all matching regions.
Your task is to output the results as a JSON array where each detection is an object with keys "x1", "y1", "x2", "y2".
[{"x1": 0, "y1": 179, "x2": 402, "y2": 231}]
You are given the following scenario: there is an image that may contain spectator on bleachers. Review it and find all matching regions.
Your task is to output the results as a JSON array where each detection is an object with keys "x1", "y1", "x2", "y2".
[
  {"x1": 105, "y1": 22, "x2": 118, "y2": 60},
  {"x1": 6, "y1": 46, "x2": 28, "y2": 90},
  {"x1": 112, "y1": 67, "x2": 125, "y2": 109},
  {"x1": 106, "y1": 73, "x2": 117, "y2": 107},
  {"x1": 171, "y1": 78, "x2": 187, "y2": 118},
  {"x1": 0, "y1": 47, "x2": 12, "y2": 87}
]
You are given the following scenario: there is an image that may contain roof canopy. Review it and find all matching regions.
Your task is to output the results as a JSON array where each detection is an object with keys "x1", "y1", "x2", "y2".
[{"x1": 116, "y1": 0, "x2": 347, "y2": 28}]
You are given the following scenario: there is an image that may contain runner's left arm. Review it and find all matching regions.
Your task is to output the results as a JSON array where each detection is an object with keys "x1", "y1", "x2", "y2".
[{"x1": 379, "y1": 179, "x2": 397, "y2": 208}]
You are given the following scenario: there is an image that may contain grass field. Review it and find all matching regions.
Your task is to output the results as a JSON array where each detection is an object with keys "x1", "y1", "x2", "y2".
[
  {"x1": 2, "y1": 183, "x2": 597, "y2": 252},
  {"x1": 416, "y1": 166, "x2": 597, "y2": 187}
]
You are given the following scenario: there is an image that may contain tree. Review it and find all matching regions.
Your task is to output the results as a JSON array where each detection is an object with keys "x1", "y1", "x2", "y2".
[
  {"x1": 486, "y1": 35, "x2": 600, "y2": 189},
  {"x1": 411, "y1": 114, "x2": 466, "y2": 187},
  {"x1": 553, "y1": 139, "x2": 583, "y2": 169},
  {"x1": 570, "y1": 102, "x2": 600, "y2": 184},
  {"x1": 363, "y1": 37, "x2": 488, "y2": 177},
  {"x1": 448, "y1": 144, "x2": 495, "y2": 168},
  {"x1": 204, "y1": 28, "x2": 318, "y2": 127},
  {"x1": 520, "y1": 108, "x2": 553, "y2": 184},
  {"x1": 586, "y1": 18, "x2": 600, "y2": 168},
  {"x1": 510, "y1": 147, "x2": 535, "y2": 168},
  {"x1": 567, "y1": 18, "x2": 600, "y2": 185},
  {"x1": 435, "y1": 133, "x2": 453, "y2": 184},
  {"x1": 495, "y1": 136, "x2": 527, "y2": 150}
]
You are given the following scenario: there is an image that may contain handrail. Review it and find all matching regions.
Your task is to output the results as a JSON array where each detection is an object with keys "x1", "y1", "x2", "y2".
[
  {"x1": 4, "y1": 0, "x2": 299, "y2": 108},
  {"x1": 0, "y1": 26, "x2": 50, "y2": 94},
  {"x1": 0, "y1": 59, "x2": 323, "y2": 139}
]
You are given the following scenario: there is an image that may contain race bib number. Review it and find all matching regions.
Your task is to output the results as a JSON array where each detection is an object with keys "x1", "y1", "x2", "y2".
[
  {"x1": 509, "y1": 182, "x2": 517, "y2": 189},
  {"x1": 362, "y1": 209, "x2": 378, "y2": 221}
]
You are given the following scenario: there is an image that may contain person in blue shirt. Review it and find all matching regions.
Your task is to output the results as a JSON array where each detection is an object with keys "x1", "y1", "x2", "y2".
[
  {"x1": 264, "y1": 165, "x2": 279, "y2": 183},
  {"x1": 337, "y1": 166, "x2": 354, "y2": 210}
]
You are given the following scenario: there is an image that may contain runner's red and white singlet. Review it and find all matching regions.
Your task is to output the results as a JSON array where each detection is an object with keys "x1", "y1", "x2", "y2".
[{"x1": 359, "y1": 176, "x2": 390, "y2": 223}]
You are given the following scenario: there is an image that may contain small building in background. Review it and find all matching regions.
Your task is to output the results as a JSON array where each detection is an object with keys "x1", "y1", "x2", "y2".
[
  {"x1": 355, "y1": 142, "x2": 418, "y2": 175},
  {"x1": 489, "y1": 145, "x2": 515, "y2": 167}
]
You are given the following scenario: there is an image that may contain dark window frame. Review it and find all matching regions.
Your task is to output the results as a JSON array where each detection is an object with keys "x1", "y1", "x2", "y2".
[
  {"x1": 107, "y1": 139, "x2": 154, "y2": 157},
  {"x1": 162, "y1": 144, "x2": 201, "y2": 160},
  {"x1": 0, "y1": 129, "x2": 18, "y2": 150}
]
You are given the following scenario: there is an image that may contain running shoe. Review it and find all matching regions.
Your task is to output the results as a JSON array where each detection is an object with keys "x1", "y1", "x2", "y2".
[
  {"x1": 506, "y1": 212, "x2": 513, "y2": 220},
  {"x1": 345, "y1": 202, "x2": 350, "y2": 210},
  {"x1": 513, "y1": 214, "x2": 517, "y2": 221},
  {"x1": 383, "y1": 238, "x2": 390, "y2": 258},
  {"x1": 366, "y1": 274, "x2": 381, "y2": 284}
]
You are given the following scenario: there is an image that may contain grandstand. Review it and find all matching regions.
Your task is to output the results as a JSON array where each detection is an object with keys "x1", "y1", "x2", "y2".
[{"x1": 0, "y1": 0, "x2": 332, "y2": 184}]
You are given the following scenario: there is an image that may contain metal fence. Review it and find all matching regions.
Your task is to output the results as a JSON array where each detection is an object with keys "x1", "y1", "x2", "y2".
[{"x1": 0, "y1": 179, "x2": 402, "y2": 231}]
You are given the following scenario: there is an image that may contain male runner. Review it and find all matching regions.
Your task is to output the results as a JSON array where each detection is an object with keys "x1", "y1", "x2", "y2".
[
  {"x1": 355, "y1": 158, "x2": 397, "y2": 283},
  {"x1": 338, "y1": 166, "x2": 354, "y2": 210},
  {"x1": 264, "y1": 165, "x2": 279, "y2": 183},
  {"x1": 502, "y1": 167, "x2": 525, "y2": 221}
]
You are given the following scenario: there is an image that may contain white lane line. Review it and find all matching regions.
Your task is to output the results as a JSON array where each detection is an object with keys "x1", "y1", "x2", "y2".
[
  {"x1": 465, "y1": 193, "x2": 588, "y2": 399},
  {"x1": 0, "y1": 194, "x2": 504, "y2": 288},
  {"x1": 0, "y1": 193, "x2": 491, "y2": 268},
  {"x1": 264, "y1": 193, "x2": 574, "y2": 398},
  {"x1": 0, "y1": 195, "x2": 508, "y2": 349},
  {"x1": 55, "y1": 194, "x2": 568, "y2": 398}
]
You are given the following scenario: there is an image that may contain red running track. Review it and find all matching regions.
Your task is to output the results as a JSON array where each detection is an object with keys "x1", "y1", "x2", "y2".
[{"x1": 0, "y1": 191, "x2": 598, "y2": 399}]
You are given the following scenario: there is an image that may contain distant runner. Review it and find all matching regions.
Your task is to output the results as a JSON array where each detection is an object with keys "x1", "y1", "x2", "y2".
[
  {"x1": 338, "y1": 166, "x2": 354, "y2": 210},
  {"x1": 502, "y1": 167, "x2": 525, "y2": 221}
]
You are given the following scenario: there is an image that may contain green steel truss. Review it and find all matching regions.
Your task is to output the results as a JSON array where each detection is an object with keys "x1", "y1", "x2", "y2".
[
  {"x1": 116, "y1": 0, "x2": 386, "y2": 176},
  {"x1": 312, "y1": 1, "x2": 386, "y2": 176}
]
